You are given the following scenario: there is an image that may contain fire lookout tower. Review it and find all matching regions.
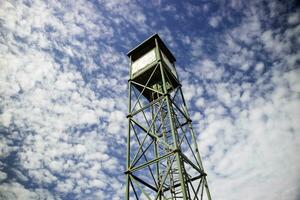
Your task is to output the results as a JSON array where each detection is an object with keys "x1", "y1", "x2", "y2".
[{"x1": 125, "y1": 34, "x2": 212, "y2": 200}]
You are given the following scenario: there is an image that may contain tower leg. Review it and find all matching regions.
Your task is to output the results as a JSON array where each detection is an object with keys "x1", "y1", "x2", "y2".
[
  {"x1": 179, "y1": 87, "x2": 212, "y2": 200},
  {"x1": 159, "y1": 61, "x2": 189, "y2": 200},
  {"x1": 125, "y1": 80, "x2": 132, "y2": 200},
  {"x1": 152, "y1": 104, "x2": 162, "y2": 200}
]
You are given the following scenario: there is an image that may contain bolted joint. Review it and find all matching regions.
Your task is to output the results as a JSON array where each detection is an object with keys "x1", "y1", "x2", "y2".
[
  {"x1": 173, "y1": 148, "x2": 181, "y2": 154},
  {"x1": 164, "y1": 93, "x2": 170, "y2": 97},
  {"x1": 201, "y1": 172, "x2": 207, "y2": 177},
  {"x1": 124, "y1": 169, "x2": 131, "y2": 175},
  {"x1": 126, "y1": 114, "x2": 132, "y2": 118}
]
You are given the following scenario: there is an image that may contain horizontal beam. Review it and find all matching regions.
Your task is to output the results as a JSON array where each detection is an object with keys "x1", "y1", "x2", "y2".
[
  {"x1": 131, "y1": 81, "x2": 164, "y2": 95},
  {"x1": 128, "y1": 94, "x2": 165, "y2": 118},
  {"x1": 162, "y1": 174, "x2": 204, "y2": 192},
  {"x1": 131, "y1": 174, "x2": 158, "y2": 192},
  {"x1": 127, "y1": 151, "x2": 175, "y2": 173}
]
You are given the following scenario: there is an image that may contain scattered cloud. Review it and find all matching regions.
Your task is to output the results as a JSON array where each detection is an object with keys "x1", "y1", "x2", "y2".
[
  {"x1": 288, "y1": 12, "x2": 300, "y2": 25},
  {"x1": 0, "y1": 0, "x2": 299, "y2": 200},
  {"x1": 209, "y1": 16, "x2": 222, "y2": 28}
]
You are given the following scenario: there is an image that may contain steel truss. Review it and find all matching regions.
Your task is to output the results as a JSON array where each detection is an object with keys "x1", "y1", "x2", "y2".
[{"x1": 125, "y1": 47, "x2": 212, "y2": 200}]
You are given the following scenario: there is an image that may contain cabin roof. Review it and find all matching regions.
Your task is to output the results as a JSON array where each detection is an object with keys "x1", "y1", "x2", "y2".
[{"x1": 127, "y1": 33, "x2": 176, "y2": 62}]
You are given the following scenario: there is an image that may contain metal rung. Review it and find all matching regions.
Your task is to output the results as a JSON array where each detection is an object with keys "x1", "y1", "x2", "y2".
[
  {"x1": 160, "y1": 163, "x2": 167, "y2": 167},
  {"x1": 175, "y1": 191, "x2": 182, "y2": 194}
]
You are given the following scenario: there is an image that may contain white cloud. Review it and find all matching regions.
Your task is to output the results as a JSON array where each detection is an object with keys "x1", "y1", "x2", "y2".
[
  {"x1": 255, "y1": 62, "x2": 264, "y2": 72},
  {"x1": 0, "y1": 171, "x2": 7, "y2": 182},
  {"x1": 195, "y1": 97, "x2": 205, "y2": 108},
  {"x1": 288, "y1": 12, "x2": 300, "y2": 25},
  {"x1": 0, "y1": 182, "x2": 58, "y2": 200},
  {"x1": 194, "y1": 59, "x2": 224, "y2": 80},
  {"x1": 0, "y1": 0, "x2": 127, "y2": 199},
  {"x1": 107, "y1": 110, "x2": 126, "y2": 135},
  {"x1": 0, "y1": 0, "x2": 299, "y2": 200},
  {"x1": 209, "y1": 16, "x2": 221, "y2": 28},
  {"x1": 99, "y1": 0, "x2": 147, "y2": 30},
  {"x1": 198, "y1": 74, "x2": 300, "y2": 199},
  {"x1": 180, "y1": 2, "x2": 300, "y2": 200},
  {"x1": 190, "y1": 37, "x2": 203, "y2": 58},
  {"x1": 184, "y1": 3, "x2": 202, "y2": 17},
  {"x1": 56, "y1": 179, "x2": 74, "y2": 193}
]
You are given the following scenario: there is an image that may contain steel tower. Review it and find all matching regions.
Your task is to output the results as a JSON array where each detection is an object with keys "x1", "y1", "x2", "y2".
[{"x1": 125, "y1": 34, "x2": 212, "y2": 200}]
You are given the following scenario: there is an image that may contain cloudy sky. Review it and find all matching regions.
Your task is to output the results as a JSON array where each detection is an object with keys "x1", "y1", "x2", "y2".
[{"x1": 0, "y1": 0, "x2": 300, "y2": 199}]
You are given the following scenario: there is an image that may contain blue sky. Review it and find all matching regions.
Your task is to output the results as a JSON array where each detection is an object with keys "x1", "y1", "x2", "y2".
[{"x1": 0, "y1": 0, "x2": 300, "y2": 199}]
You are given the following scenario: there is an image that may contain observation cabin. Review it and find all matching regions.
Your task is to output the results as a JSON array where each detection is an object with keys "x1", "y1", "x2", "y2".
[{"x1": 127, "y1": 34, "x2": 180, "y2": 102}]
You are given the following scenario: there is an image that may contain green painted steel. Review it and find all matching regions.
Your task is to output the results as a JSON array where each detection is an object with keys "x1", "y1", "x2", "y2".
[{"x1": 125, "y1": 34, "x2": 212, "y2": 200}]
